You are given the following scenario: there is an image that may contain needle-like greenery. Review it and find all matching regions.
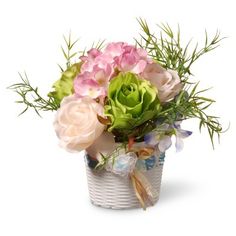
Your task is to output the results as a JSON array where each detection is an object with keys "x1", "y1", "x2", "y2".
[
  {"x1": 9, "y1": 34, "x2": 106, "y2": 116},
  {"x1": 8, "y1": 72, "x2": 59, "y2": 116},
  {"x1": 95, "y1": 143, "x2": 127, "y2": 170},
  {"x1": 59, "y1": 32, "x2": 80, "y2": 72},
  {"x1": 135, "y1": 18, "x2": 224, "y2": 147},
  {"x1": 136, "y1": 18, "x2": 224, "y2": 80},
  {"x1": 91, "y1": 39, "x2": 106, "y2": 51},
  {"x1": 9, "y1": 20, "x2": 224, "y2": 147},
  {"x1": 157, "y1": 83, "x2": 222, "y2": 148},
  {"x1": 9, "y1": 33, "x2": 80, "y2": 116}
]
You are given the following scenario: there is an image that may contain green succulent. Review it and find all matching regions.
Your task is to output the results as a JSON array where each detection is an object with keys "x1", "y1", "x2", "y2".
[
  {"x1": 48, "y1": 62, "x2": 81, "y2": 105},
  {"x1": 105, "y1": 72, "x2": 161, "y2": 132}
]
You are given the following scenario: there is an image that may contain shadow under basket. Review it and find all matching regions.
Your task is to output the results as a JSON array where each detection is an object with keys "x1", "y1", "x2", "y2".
[{"x1": 85, "y1": 163, "x2": 164, "y2": 209}]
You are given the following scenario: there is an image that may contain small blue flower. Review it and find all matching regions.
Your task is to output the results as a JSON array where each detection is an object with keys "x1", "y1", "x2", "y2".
[
  {"x1": 144, "y1": 132, "x2": 157, "y2": 146},
  {"x1": 144, "y1": 122, "x2": 192, "y2": 152},
  {"x1": 175, "y1": 126, "x2": 192, "y2": 152}
]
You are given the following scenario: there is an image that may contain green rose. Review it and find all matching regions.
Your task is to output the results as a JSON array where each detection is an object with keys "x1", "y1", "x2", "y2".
[{"x1": 105, "y1": 72, "x2": 161, "y2": 132}]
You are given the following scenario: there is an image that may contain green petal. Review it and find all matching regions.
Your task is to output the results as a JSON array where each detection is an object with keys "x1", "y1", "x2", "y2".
[
  {"x1": 48, "y1": 63, "x2": 81, "y2": 105},
  {"x1": 118, "y1": 84, "x2": 140, "y2": 107},
  {"x1": 106, "y1": 72, "x2": 161, "y2": 131},
  {"x1": 108, "y1": 113, "x2": 135, "y2": 131}
]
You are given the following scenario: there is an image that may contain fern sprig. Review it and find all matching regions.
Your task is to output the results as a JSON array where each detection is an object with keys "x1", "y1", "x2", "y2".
[
  {"x1": 136, "y1": 18, "x2": 225, "y2": 79},
  {"x1": 8, "y1": 72, "x2": 59, "y2": 116},
  {"x1": 60, "y1": 32, "x2": 80, "y2": 71},
  {"x1": 158, "y1": 83, "x2": 222, "y2": 148}
]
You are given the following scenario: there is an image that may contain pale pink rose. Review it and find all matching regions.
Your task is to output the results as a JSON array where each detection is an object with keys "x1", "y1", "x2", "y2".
[
  {"x1": 142, "y1": 63, "x2": 183, "y2": 103},
  {"x1": 54, "y1": 95, "x2": 105, "y2": 152}
]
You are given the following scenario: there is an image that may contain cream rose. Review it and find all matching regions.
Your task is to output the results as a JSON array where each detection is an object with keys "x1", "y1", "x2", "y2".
[
  {"x1": 54, "y1": 95, "x2": 105, "y2": 152},
  {"x1": 142, "y1": 63, "x2": 182, "y2": 103}
]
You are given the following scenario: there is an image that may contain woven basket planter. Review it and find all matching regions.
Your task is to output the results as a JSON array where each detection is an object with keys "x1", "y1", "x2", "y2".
[{"x1": 85, "y1": 160, "x2": 164, "y2": 209}]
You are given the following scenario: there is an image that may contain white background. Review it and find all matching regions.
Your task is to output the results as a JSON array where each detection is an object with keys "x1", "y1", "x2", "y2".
[{"x1": 0, "y1": 0, "x2": 236, "y2": 235}]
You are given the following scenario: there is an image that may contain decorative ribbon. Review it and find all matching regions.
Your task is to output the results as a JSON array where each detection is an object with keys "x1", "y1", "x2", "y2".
[
  {"x1": 130, "y1": 170, "x2": 158, "y2": 210},
  {"x1": 129, "y1": 148, "x2": 159, "y2": 210},
  {"x1": 87, "y1": 142, "x2": 164, "y2": 210}
]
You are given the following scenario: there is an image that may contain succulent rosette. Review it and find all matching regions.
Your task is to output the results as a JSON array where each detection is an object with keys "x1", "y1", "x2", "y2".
[{"x1": 104, "y1": 72, "x2": 161, "y2": 131}]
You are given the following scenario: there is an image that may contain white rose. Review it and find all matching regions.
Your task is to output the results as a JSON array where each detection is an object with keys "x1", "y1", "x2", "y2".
[
  {"x1": 54, "y1": 95, "x2": 105, "y2": 152},
  {"x1": 142, "y1": 63, "x2": 182, "y2": 103}
]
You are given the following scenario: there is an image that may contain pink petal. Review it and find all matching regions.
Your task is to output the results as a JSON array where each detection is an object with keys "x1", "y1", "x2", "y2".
[
  {"x1": 137, "y1": 48, "x2": 148, "y2": 58},
  {"x1": 131, "y1": 60, "x2": 147, "y2": 74},
  {"x1": 87, "y1": 48, "x2": 101, "y2": 59},
  {"x1": 74, "y1": 76, "x2": 105, "y2": 99},
  {"x1": 104, "y1": 42, "x2": 126, "y2": 57}
]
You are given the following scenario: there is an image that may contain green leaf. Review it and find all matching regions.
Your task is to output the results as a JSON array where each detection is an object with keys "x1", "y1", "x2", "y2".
[
  {"x1": 8, "y1": 72, "x2": 60, "y2": 116},
  {"x1": 48, "y1": 63, "x2": 81, "y2": 105}
]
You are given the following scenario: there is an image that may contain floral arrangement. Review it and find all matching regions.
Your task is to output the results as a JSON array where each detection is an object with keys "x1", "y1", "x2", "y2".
[{"x1": 9, "y1": 19, "x2": 223, "y2": 209}]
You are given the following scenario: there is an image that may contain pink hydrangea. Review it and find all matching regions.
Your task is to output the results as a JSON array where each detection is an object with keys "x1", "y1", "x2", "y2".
[
  {"x1": 107, "y1": 42, "x2": 150, "y2": 74},
  {"x1": 73, "y1": 42, "x2": 150, "y2": 99},
  {"x1": 80, "y1": 48, "x2": 114, "y2": 74}
]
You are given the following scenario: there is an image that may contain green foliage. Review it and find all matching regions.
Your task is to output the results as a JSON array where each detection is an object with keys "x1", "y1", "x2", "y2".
[
  {"x1": 59, "y1": 32, "x2": 80, "y2": 71},
  {"x1": 9, "y1": 33, "x2": 106, "y2": 116},
  {"x1": 157, "y1": 83, "x2": 222, "y2": 148},
  {"x1": 9, "y1": 21, "x2": 225, "y2": 148},
  {"x1": 8, "y1": 72, "x2": 59, "y2": 116},
  {"x1": 48, "y1": 62, "x2": 81, "y2": 105},
  {"x1": 9, "y1": 33, "x2": 81, "y2": 116},
  {"x1": 90, "y1": 39, "x2": 106, "y2": 51},
  {"x1": 136, "y1": 18, "x2": 224, "y2": 80},
  {"x1": 95, "y1": 152, "x2": 109, "y2": 170},
  {"x1": 95, "y1": 143, "x2": 127, "y2": 170},
  {"x1": 135, "y1": 19, "x2": 224, "y2": 147}
]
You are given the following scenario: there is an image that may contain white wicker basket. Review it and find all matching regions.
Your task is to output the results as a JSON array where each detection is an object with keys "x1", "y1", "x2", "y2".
[{"x1": 85, "y1": 163, "x2": 164, "y2": 209}]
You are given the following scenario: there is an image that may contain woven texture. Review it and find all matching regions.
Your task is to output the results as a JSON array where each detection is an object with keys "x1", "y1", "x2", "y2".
[{"x1": 86, "y1": 164, "x2": 163, "y2": 209}]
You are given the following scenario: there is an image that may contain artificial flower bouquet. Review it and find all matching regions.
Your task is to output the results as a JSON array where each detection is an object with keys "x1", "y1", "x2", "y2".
[{"x1": 9, "y1": 19, "x2": 223, "y2": 210}]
